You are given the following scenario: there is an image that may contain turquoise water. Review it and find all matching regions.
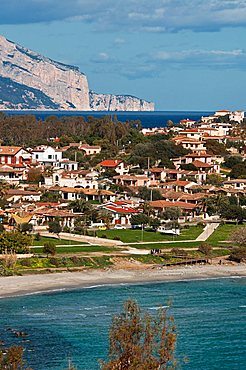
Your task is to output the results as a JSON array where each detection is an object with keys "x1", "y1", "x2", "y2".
[{"x1": 0, "y1": 278, "x2": 245, "y2": 369}]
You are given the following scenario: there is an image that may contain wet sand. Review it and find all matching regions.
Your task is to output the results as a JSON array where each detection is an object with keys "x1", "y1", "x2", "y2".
[{"x1": 0, "y1": 264, "x2": 245, "y2": 298}]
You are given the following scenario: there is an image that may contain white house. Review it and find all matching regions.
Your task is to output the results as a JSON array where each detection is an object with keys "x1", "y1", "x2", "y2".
[
  {"x1": 79, "y1": 144, "x2": 101, "y2": 155},
  {"x1": 44, "y1": 169, "x2": 99, "y2": 189},
  {"x1": 32, "y1": 146, "x2": 63, "y2": 166}
]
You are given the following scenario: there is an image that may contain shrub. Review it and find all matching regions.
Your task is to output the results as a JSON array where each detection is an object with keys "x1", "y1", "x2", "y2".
[
  {"x1": 49, "y1": 257, "x2": 60, "y2": 267},
  {"x1": 101, "y1": 234, "x2": 107, "y2": 239},
  {"x1": 34, "y1": 232, "x2": 41, "y2": 241},
  {"x1": 19, "y1": 258, "x2": 32, "y2": 267},
  {"x1": 113, "y1": 236, "x2": 121, "y2": 241},
  {"x1": 43, "y1": 241, "x2": 56, "y2": 257},
  {"x1": 198, "y1": 243, "x2": 212, "y2": 256}
]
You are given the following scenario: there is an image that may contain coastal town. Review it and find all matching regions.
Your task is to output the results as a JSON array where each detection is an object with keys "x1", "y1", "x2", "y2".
[{"x1": 0, "y1": 109, "x2": 246, "y2": 275}]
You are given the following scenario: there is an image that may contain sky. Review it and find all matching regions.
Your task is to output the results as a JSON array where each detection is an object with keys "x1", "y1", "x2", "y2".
[{"x1": 0, "y1": 0, "x2": 246, "y2": 111}]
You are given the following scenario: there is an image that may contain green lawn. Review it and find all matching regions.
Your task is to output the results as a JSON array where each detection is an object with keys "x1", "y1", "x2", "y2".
[
  {"x1": 96, "y1": 225, "x2": 203, "y2": 243},
  {"x1": 207, "y1": 223, "x2": 244, "y2": 247},
  {"x1": 128, "y1": 241, "x2": 201, "y2": 249},
  {"x1": 31, "y1": 245, "x2": 117, "y2": 254},
  {"x1": 32, "y1": 236, "x2": 88, "y2": 246}
]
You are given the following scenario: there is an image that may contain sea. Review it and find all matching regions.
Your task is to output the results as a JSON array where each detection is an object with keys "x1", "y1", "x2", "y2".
[
  {"x1": 0, "y1": 277, "x2": 245, "y2": 370},
  {"x1": 4, "y1": 110, "x2": 214, "y2": 128}
]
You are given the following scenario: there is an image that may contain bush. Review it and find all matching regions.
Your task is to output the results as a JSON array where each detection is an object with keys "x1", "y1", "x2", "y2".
[
  {"x1": 101, "y1": 234, "x2": 107, "y2": 239},
  {"x1": 43, "y1": 242, "x2": 56, "y2": 257},
  {"x1": 198, "y1": 243, "x2": 212, "y2": 256},
  {"x1": 19, "y1": 258, "x2": 32, "y2": 267},
  {"x1": 34, "y1": 232, "x2": 41, "y2": 241},
  {"x1": 63, "y1": 226, "x2": 71, "y2": 233},
  {"x1": 49, "y1": 257, "x2": 60, "y2": 267},
  {"x1": 70, "y1": 256, "x2": 81, "y2": 266},
  {"x1": 113, "y1": 236, "x2": 121, "y2": 241}
]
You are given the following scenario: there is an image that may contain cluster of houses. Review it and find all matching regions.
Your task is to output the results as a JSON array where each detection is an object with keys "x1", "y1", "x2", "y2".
[{"x1": 1, "y1": 109, "x2": 246, "y2": 231}]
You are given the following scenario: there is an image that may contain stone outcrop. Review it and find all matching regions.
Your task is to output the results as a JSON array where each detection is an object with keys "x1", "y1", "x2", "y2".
[
  {"x1": 0, "y1": 35, "x2": 154, "y2": 111},
  {"x1": 89, "y1": 92, "x2": 154, "y2": 111}
]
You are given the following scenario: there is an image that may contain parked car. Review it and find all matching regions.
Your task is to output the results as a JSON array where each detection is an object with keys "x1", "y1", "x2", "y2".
[{"x1": 114, "y1": 224, "x2": 126, "y2": 230}]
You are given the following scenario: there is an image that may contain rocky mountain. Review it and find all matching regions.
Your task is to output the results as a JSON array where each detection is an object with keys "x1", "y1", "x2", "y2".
[
  {"x1": 89, "y1": 92, "x2": 154, "y2": 111},
  {"x1": 0, "y1": 35, "x2": 154, "y2": 111}
]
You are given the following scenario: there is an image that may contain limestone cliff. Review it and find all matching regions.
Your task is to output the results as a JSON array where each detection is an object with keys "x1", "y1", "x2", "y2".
[
  {"x1": 89, "y1": 92, "x2": 154, "y2": 111},
  {"x1": 0, "y1": 35, "x2": 154, "y2": 111},
  {"x1": 0, "y1": 35, "x2": 90, "y2": 110}
]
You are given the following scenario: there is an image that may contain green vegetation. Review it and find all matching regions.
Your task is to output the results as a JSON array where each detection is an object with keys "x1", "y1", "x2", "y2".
[
  {"x1": 0, "y1": 231, "x2": 32, "y2": 253},
  {"x1": 32, "y1": 236, "x2": 88, "y2": 246},
  {"x1": 129, "y1": 241, "x2": 201, "y2": 249},
  {"x1": 15, "y1": 255, "x2": 113, "y2": 271},
  {"x1": 101, "y1": 299, "x2": 176, "y2": 370},
  {"x1": 96, "y1": 225, "x2": 203, "y2": 243},
  {"x1": 207, "y1": 223, "x2": 244, "y2": 247},
  {"x1": 31, "y1": 245, "x2": 116, "y2": 254}
]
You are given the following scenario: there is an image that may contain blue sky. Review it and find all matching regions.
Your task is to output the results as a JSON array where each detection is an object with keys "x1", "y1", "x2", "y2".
[{"x1": 0, "y1": 0, "x2": 246, "y2": 110}]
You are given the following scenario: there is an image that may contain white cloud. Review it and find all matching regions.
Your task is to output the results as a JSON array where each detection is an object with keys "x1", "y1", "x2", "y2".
[{"x1": 2, "y1": 0, "x2": 246, "y2": 33}]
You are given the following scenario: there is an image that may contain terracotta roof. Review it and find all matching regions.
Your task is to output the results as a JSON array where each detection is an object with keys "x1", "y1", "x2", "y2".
[
  {"x1": 103, "y1": 205, "x2": 138, "y2": 214},
  {"x1": 60, "y1": 187, "x2": 114, "y2": 196},
  {"x1": 150, "y1": 200, "x2": 197, "y2": 210},
  {"x1": 80, "y1": 144, "x2": 101, "y2": 149},
  {"x1": 192, "y1": 160, "x2": 212, "y2": 168},
  {"x1": 99, "y1": 159, "x2": 122, "y2": 167},
  {"x1": 165, "y1": 181, "x2": 193, "y2": 186},
  {"x1": 0, "y1": 146, "x2": 22, "y2": 155}
]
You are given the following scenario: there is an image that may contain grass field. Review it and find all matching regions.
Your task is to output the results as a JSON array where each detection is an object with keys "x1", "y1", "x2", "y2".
[
  {"x1": 128, "y1": 241, "x2": 201, "y2": 249},
  {"x1": 96, "y1": 225, "x2": 203, "y2": 243},
  {"x1": 31, "y1": 245, "x2": 116, "y2": 254},
  {"x1": 207, "y1": 223, "x2": 244, "y2": 247},
  {"x1": 32, "y1": 236, "x2": 88, "y2": 246}
]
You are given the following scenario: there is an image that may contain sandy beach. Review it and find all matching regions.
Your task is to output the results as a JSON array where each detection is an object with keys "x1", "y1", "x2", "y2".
[{"x1": 0, "y1": 264, "x2": 245, "y2": 299}]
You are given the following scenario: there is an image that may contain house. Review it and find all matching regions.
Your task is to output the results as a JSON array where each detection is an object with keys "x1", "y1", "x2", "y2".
[
  {"x1": 161, "y1": 180, "x2": 197, "y2": 193},
  {"x1": 172, "y1": 136, "x2": 206, "y2": 154},
  {"x1": 179, "y1": 119, "x2": 196, "y2": 127},
  {"x1": 113, "y1": 174, "x2": 150, "y2": 187},
  {"x1": 32, "y1": 146, "x2": 63, "y2": 166},
  {"x1": 229, "y1": 111, "x2": 244, "y2": 124},
  {"x1": 223, "y1": 179, "x2": 246, "y2": 190},
  {"x1": 0, "y1": 146, "x2": 32, "y2": 166},
  {"x1": 98, "y1": 159, "x2": 127, "y2": 176},
  {"x1": 98, "y1": 202, "x2": 139, "y2": 226},
  {"x1": 79, "y1": 144, "x2": 101, "y2": 155},
  {"x1": 149, "y1": 200, "x2": 200, "y2": 221},
  {"x1": 6, "y1": 189, "x2": 41, "y2": 203},
  {"x1": 45, "y1": 169, "x2": 99, "y2": 189},
  {"x1": 0, "y1": 165, "x2": 26, "y2": 184},
  {"x1": 59, "y1": 187, "x2": 115, "y2": 202}
]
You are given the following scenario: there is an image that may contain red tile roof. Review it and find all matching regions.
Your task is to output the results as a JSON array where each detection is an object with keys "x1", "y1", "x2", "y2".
[
  {"x1": 99, "y1": 159, "x2": 122, "y2": 167},
  {"x1": 150, "y1": 200, "x2": 197, "y2": 210}
]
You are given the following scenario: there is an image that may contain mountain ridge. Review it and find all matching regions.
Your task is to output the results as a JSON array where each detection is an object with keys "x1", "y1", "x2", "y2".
[{"x1": 0, "y1": 35, "x2": 154, "y2": 111}]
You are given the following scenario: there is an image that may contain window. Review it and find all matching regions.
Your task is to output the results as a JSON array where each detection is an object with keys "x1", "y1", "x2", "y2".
[
  {"x1": 48, "y1": 155, "x2": 52, "y2": 159},
  {"x1": 36, "y1": 154, "x2": 39, "y2": 159}
]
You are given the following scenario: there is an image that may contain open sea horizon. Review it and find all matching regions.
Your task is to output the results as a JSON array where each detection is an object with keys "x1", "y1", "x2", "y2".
[
  {"x1": 4, "y1": 110, "x2": 214, "y2": 128},
  {"x1": 0, "y1": 277, "x2": 245, "y2": 369}
]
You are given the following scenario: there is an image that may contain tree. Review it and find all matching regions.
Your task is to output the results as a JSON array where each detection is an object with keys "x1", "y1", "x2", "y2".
[
  {"x1": 228, "y1": 227, "x2": 246, "y2": 262},
  {"x1": 230, "y1": 163, "x2": 246, "y2": 179},
  {"x1": 100, "y1": 299, "x2": 176, "y2": 370},
  {"x1": 138, "y1": 187, "x2": 163, "y2": 201},
  {"x1": 48, "y1": 219, "x2": 62, "y2": 236},
  {"x1": 131, "y1": 214, "x2": 150, "y2": 226},
  {"x1": 224, "y1": 156, "x2": 242, "y2": 169},
  {"x1": 0, "y1": 345, "x2": 25, "y2": 370},
  {"x1": 162, "y1": 207, "x2": 181, "y2": 221},
  {"x1": 43, "y1": 241, "x2": 56, "y2": 257},
  {"x1": 198, "y1": 243, "x2": 212, "y2": 257},
  {"x1": 0, "y1": 231, "x2": 32, "y2": 254}
]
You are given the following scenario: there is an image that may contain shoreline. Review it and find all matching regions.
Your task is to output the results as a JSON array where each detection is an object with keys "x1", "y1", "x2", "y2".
[{"x1": 0, "y1": 264, "x2": 245, "y2": 299}]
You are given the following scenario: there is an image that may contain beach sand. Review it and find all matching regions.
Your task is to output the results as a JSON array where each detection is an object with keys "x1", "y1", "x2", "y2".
[{"x1": 0, "y1": 264, "x2": 245, "y2": 298}]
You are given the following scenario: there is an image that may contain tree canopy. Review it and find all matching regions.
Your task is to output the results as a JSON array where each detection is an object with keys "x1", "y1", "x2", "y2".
[{"x1": 101, "y1": 299, "x2": 177, "y2": 370}]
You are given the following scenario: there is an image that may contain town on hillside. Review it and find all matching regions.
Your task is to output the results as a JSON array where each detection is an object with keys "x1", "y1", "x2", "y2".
[{"x1": 0, "y1": 109, "x2": 246, "y2": 273}]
